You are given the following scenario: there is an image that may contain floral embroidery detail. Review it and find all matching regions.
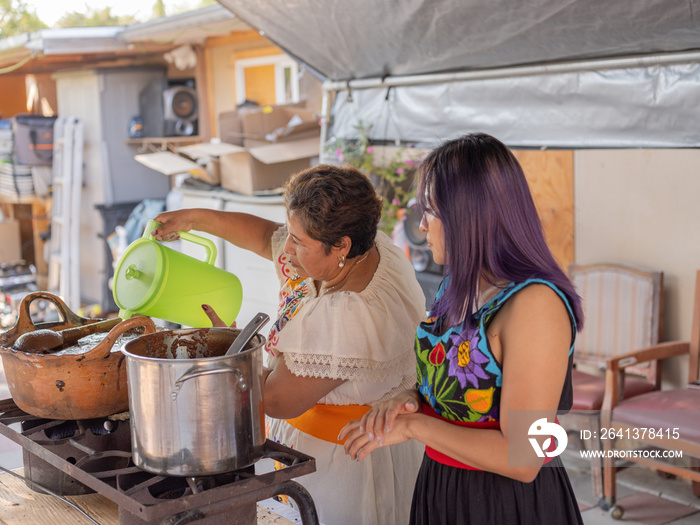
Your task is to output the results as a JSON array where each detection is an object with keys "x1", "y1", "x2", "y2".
[
  {"x1": 265, "y1": 260, "x2": 312, "y2": 355},
  {"x1": 278, "y1": 252, "x2": 299, "y2": 280},
  {"x1": 464, "y1": 387, "x2": 495, "y2": 414},
  {"x1": 457, "y1": 340, "x2": 470, "y2": 367},
  {"x1": 447, "y1": 330, "x2": 489, "y2": 388},
  {"x1": 415, "y1": 279, "x2": 575, "y2": 423},
  {"x1": 419, "y1": 376, "x2": 440, "y2": 414},
  {"x1": 429, "y1": 342, "x2": 446, "y2": 365}
]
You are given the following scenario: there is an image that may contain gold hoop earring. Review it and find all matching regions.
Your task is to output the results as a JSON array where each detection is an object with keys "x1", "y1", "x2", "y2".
[{"x1": 338, "y1": 255, "x2": 346, "y2": 268}]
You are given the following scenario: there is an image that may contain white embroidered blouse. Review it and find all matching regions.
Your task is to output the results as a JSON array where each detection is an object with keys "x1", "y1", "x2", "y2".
[{"x1": 265, "y1": 225, "x2": 427, "y2": 405}]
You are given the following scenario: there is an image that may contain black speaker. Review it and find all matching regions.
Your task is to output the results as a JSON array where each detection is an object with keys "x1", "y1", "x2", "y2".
[
  {"x1": 404, "y1": 198, "x2": 427, "y2": 249},
  {"x1": 163, "y1": 86, "x2": 198, "y2": 136},
  {"x1": 138, "y1": 80, "x2": 198, "y2": 137}
]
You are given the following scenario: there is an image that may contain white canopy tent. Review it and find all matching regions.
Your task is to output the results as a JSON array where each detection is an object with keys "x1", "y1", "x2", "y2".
[{"x1": 217, "y1": 0, "x2": 700, "y2": 148}]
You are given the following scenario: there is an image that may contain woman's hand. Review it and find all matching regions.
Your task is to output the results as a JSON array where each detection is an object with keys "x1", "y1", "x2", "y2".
[
  {"x1": 353, "y1": 389, "x2": 421, "y2": 440},
  {"x1": 338, "y1": 389, "x2": 420, "y2": 454},
  {"x1": 201, "y1": 304, "x2": 236, "y2": 328},
  {"x1": 151, "y1": 210, "x2": 196, "y2": 242},
  {"x1": 341, "y1": 412, "x2": 415, "y2": 461}
]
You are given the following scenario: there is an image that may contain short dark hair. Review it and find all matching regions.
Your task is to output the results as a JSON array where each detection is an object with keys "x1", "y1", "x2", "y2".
[{"x1": 284, "y1": 164, "x2": 382, "y2": 257}]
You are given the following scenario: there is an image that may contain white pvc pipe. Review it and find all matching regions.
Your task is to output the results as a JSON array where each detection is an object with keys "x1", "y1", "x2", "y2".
[
  {"x1": 323, "y1": 50, "x2": 700, "y2": 92},
  {"x1": 319, "y1": 88, "x2": 332, "y2": 147}
]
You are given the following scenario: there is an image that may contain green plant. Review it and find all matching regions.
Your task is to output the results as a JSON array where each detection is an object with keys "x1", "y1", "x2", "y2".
[{"x1": 325, "y1": 123, "x2": 422, "y2": 235}]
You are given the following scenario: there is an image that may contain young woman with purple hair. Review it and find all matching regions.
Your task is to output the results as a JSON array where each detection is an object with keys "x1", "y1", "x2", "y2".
[{"x1": 340, "y1": 133, "x2": 584, "y2": 524}]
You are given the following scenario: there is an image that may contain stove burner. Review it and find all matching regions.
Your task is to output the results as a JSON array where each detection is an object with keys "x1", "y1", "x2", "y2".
[
  {"x1": 20, "y1": 412, "x2": 132, "y2": 495},
  {"x1": 0, "y1": 398, "x2": 319, "y2": 524}
]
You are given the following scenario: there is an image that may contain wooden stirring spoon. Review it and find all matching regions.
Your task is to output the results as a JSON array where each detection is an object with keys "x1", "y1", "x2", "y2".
[{"x1": 14, "y1": 318, "x2": 122, "y2": 354}]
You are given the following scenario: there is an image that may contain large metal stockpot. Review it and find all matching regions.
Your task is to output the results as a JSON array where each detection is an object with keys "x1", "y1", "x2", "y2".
[{"x1": 121, "y1": 327, "x2": 266, "y2": 476}]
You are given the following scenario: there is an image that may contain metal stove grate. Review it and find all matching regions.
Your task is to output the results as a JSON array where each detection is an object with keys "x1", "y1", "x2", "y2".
[{"x1": 0, "y1": 398, "x2": 318, "y2": 524}]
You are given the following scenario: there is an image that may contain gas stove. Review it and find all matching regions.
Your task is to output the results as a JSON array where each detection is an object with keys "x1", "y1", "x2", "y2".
[{"x1": 0, "y1": 398, "x2": 318, "y2": 525}]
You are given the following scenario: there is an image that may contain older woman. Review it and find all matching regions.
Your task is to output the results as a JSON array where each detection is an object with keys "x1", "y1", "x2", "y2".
[{"x1": 152, "y1": 164, "x2": 426, "y2": 525}]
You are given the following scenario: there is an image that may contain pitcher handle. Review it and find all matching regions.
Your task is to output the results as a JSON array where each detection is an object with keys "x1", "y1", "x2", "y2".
[{"x1": 145, "y1": 219, "x2": 217, "y2": 265}]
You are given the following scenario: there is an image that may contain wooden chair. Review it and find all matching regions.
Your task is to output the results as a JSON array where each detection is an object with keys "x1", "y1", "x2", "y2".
[
  {"x1": 559, "y1": 263, "x2": 664, "y2": 504},
  {"x1": 601, "y1": 269, "x2": 700, "y2": 519}
]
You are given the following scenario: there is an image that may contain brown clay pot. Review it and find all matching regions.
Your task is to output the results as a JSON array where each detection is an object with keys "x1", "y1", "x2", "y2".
[{"x1": 0, "y1": 292, "x2": 156, "y2": 419}]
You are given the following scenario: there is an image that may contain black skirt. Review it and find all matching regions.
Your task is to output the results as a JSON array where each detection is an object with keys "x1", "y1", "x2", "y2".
[{"x1": 410, "y1": 452, "x2": 584, "y2": 525}]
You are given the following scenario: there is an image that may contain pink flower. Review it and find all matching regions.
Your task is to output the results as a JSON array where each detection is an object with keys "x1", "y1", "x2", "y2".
[
  {"x1": 366, "y1": 146, "x2": 374, "y2": 153},
  {"x1": 392, "y1": 198, "x2": 400, "y2": 205},
  {"x1": 396, "y1": 168, "x2": 405, "y2": 174},
  {"x1": 388, "y1": 210, "x2": 394, "y2": 216},
  {"x1": 405, "y1": 159, "x2": 415, "y2": 166}
]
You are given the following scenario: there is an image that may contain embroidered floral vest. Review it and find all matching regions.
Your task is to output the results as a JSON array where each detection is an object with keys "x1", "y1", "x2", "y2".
[{"x1": 415, "y1": 279, "x2": 576, "y2": 423}]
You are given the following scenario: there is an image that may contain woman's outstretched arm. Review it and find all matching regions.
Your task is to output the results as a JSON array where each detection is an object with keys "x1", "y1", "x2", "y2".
[{"x1": 152, "y1": 208, "x2": 281, "y2": 261}]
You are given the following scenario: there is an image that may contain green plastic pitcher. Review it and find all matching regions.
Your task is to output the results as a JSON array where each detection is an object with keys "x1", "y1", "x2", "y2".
[{"x1": 113, "y1": 220, "x2": 242, "y2": 327}]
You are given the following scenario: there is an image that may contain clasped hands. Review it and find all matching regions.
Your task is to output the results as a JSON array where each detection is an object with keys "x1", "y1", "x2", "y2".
[{"x1": 339, "y1": 390, "x2": 421, "y2": 461}]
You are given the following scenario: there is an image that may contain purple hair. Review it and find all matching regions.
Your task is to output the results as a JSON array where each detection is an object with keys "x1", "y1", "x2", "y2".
[{"x1": 418, "y1": 133, "x2": 583, "y2": 330}]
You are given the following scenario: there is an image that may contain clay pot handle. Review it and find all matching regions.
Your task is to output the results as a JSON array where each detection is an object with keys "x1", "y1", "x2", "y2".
[
  {"x1": 1, "y1": 292, "x2": 87, "y2": 344},
  {"x1": 82, "y1": 316, "x2": 157, "y2": 361}
]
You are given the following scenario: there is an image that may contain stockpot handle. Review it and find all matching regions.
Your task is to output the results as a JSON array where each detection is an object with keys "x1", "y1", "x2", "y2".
[
  {"x1": 145, "y1": 219, "x2": 217, "y2": 265},
  {"x1": 172, "y1": 365, "x2": 248, "y2": 399}
]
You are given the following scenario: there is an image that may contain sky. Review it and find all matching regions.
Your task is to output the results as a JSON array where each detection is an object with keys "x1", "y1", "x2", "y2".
[{"x1": 24, "y1": 0, "x2": 199, "y2": 27}]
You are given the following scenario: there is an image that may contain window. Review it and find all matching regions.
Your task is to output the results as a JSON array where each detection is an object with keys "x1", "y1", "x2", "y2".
[{"x1": 234, "y1": 55, "x2": 300, "y2": 107}]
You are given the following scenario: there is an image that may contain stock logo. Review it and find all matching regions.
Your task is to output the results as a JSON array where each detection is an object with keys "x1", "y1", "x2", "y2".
[{"x1": 528, "y1": 418, "x2": 568, "y2": 458}]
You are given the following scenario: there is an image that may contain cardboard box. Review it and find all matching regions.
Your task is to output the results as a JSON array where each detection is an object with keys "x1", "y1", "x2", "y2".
[
  {"x1": 242, "y1": 129, "x2": 322, "y2": 149},
  {"x1": 218, "y1": 110, "x2": 246, "y2": 146},
  {"x1": 134, "y1": 142, "x2": 247, "y2": 186},
  {"x1": 218, "y1": 102, "x2": 317, "y2": 147},
  {"x1": 241, "y1": 105, "x2": 319, "y2": 146},
  {"x1": 220, "y1": 136, "x2": 319, "y2": 195},
  {"x1": 136, "y1": 104, "x2": 321, "y2": 196},
  {"x1": 177, "y1": 142, "x2": 246, "y2": 185},
  {"x1": 134, "y1": 151, "x2": 209, "y2": 179},
  {"x1": 0, "y1": 219, "x2": 22, "y2": 263}
]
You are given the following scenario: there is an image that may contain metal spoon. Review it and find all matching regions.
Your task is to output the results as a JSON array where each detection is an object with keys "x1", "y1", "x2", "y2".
[
  {"x1": 224, "y1": 312, "x2": 270, "y2": 356},
  {"x1": 14, "y1": 318, "x2": 122, "y2": 354}
]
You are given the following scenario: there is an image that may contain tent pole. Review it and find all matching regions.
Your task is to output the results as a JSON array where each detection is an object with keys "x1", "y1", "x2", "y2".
[
  {"x1": 323, "y1": 50, "x2": 700, "y2": 92},
  {"x1": 320, "y1": 88, "x2": 332, "y2": 146}
]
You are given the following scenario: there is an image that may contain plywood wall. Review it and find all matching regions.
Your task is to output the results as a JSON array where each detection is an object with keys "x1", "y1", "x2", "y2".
[
  {"x1": 371, "y1": 146, "x2": 574, "y2": 273},
  {"x1": 513, "y1": 150, "x2": 575, "y2": 273}
]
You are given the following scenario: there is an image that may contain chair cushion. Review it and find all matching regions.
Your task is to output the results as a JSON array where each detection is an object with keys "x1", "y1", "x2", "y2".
[
  {"x1": 612, "y1": 389, "x2": 700, "y2": 443},
  {"x1": 571, "y1": 369, "x2": 656, "y2": 410}
]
